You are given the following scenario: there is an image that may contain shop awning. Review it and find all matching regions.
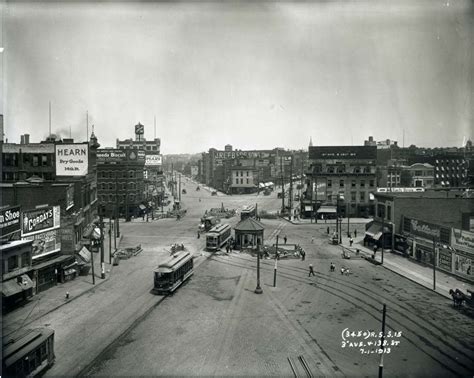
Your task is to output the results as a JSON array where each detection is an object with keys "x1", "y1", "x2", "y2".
[
  {"x1": 1, "y1": 275, "x2": 33, "y2": 297},
  {"x1": 369, "y1": 193, "x2": 375, "y2": 201},
  {"x1": 259, "y1": 183, "x2": 265, "y2": 188},
  {"x1": 304, "y1": 206, "x2": 313, "y2": 211},
  {"x1": 365, "y1": 223, "x2": 382, "y2": 238},
  {"x1": 139, "y1": 204, "x2": 146, "y2": 210},
  {"x1": 317, "y1": 206, "x2": 336, "y2": 214},
  {"x1": 373, "y1": 232, "x2": 383, "y2": 240},
  {"x1": 32, "y1": 254, "x2": 74, "y2": 271}
]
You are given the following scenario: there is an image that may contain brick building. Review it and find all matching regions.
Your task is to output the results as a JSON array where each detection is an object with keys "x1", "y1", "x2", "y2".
[{"x1": 305, "y1": 146, "x2": 377, "y2": 218}]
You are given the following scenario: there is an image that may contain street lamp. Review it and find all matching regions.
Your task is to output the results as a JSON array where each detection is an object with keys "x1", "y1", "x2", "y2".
[{"x1": 255, "y1": 246, "x2": 263, "y2": 294}]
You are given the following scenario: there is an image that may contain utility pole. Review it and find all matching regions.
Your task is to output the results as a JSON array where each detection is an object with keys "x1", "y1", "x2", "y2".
[
  {"x1": 289, "y1": 155, "x2": 293, "y2": 220},
  {"x1": 378, "y1": 304, "x2": 387, "y2": 378},
  {"x1": 432, "y1": 236, "x2": 437, "y2": 290},
  {"x1": 179, "y1": 173, "x2": 181, "y2": 202},
  {"x1": 109, "y1": 217, "x2": 112, "y2": 264},
  {"x1": 280, "y1": 156, "x2": 285, "y2": 214},
  {"x1": 381, "y1": 211, "x2": 385, "y2": 265},
  {"x1": 274, "y1": 235, "x2": 279, "y2": 287},
  {"x1": 90, "y1": 244, "x2": 95, "y2": 285},
  {"x1": 100, "y1": 215, "x2": 105, "y2": 279},
  {"x1": 115, "y1": 173, "x2": 120, "y2": 237},
  {"x1": 337, "y1": 195, "x2": 342, "y2": 244}
]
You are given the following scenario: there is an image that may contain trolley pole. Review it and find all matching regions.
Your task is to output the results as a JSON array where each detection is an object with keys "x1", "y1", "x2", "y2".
[
  {"x1": 274, "y1": 235, "x2": 279, "y2": 287},
  {"x1": 378, "y1": 304, "x2": 387, "y2": 378}
]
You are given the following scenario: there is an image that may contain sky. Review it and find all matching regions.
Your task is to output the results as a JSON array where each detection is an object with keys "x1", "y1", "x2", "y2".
[{"x1": 2, "y1": 0, "x2": 473, "y2": 154}]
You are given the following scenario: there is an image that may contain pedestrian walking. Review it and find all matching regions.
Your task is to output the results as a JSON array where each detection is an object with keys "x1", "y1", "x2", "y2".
[
  {"x1": 354, "y1": 229, "x2": 357, "y2": 238},
  {"x1": 327, "y1": 227, "x2": 330, "y2": 235},
  {"x1": 308, "y1": 264, "x2": 315, "y2": 277},
  {"x1": 226, "y1": 243, "x2": 230, "y2": 253},
  {"x1": 330, "y1": 262, "x2": 335, "y2": 272},
  {"x1": 349, "y1": 237, "x2": 353, "y2": 247},
  {"x1": 311, "y1": 236, "x2": 314, "y2": 244},
  {"x1": 197, "y1": 231, "x2": 200, "y2": 239},
  {"x1": 301, "y1": 249, "x2": 306, "y2": 261},
  {"x1": 284, "y1": 235, "x2": 287, "y2": 244}
]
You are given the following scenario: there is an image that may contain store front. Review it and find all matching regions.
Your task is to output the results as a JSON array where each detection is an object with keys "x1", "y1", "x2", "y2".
[
  {"x1": 451, "y1": 228, "x2": 473, "y2": 282},
  {"x1": 364, "y1": 221, "x2": 392, "y2": 249},
  {"x1": 316, "y1": 206, "x2": 337, "y2": 220}
]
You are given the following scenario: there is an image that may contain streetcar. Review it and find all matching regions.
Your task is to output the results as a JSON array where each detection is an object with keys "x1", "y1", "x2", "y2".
[
  {"x1": 2, "y1": 327, "x2": 55, "y2": 377},
  {"x1": 240, "y1": 205, "x2": 257, "y2": 221},
  {"x1": 152, "y1": 250, "x2": 194, "y2": 295},
  {"x1": 206, "y1": 223, "x2": 232, "y2": 251},
  {"x1": 199, "y1": 215, "x2": 220, "y2": 232}
]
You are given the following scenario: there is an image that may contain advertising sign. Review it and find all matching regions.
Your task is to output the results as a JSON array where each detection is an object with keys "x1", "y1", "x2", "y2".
[
  {"x1": 451, "y1": 228, "x2": 474, "y2": 254},
  {"x1": 22, "y1": 206, "x2": 60, "y2": 237},
  {"x1": 0, "y1": 206, "x2": 21, "y2": 238},
  {"x1": 135, "y1": 123, "x2": 144, "y2": 135},
  {"x1": 66, "y1": 185, "x2": 75, "y2": 210},
  {"x1": 309, "y1": 146, "x2": 377, "y2": 160},
  {"x1": 97, "y1": 149, "x2": 127, "y2": 163},
  {"x1": 377, "y1": 187, "x2": 425, "y2": 193},
  {"x1": 316, "y1": 180, "x2": 327, "y2": 201},
  {"x1": 145, "y1": 154, "x2": 162, "y2": 166},
  {"x1": 212, "y1": 150, "x2": 269, "y2": 160},
  {"x1": 55, "y1": 143, "x2": 89, "y2": 176},
  {"x1": 24, "y1": 229, "x2": 61, "y2": 258}
]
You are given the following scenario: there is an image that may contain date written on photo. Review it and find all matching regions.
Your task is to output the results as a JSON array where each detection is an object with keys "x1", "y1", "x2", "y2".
[{"x1": 341, "y1": 328, "x2": 402, "y2": 354}]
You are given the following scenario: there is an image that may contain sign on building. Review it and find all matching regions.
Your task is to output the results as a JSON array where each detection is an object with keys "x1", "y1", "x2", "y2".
[
  {"x1": 22, "y1": 206, "x2": 61, "y2": 259},
  {"x1": 66, "y1": 185, "x2": 75, "y2": 210},
  {"x1": 55, "y1": 143, "x2": 89, "y2": 176},
  {"x1": 97, "y1": 149, "x2": 127, "y2": 162},
  {"x1": 451, "y1": 228, "x2": 474, "y2": 253},
  {"x1": 309, "y1": 146, "x2": 377, "y2": 160},
  {"x1": 145, "y1": 154, "x2": 162, "y2": 166},
  {"x1": 0, "y1": 205, "x2": 21, "y2": 238}
]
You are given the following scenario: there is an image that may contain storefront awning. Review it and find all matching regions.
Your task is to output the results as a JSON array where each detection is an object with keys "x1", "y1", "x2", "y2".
[
  {"x1": 365, "y1": 223, "x2": 382, "y2": 238},
  {"x1": 373, "y1": 232, "x2": 383, "y2": 240},
  {"x1": 32, "y1": 254, "x2": 74, "y2": 271},
  {"x1": 1, "y1": 275, "x2": 33, "y2": 297},
  {"x1": 304, "y1": 206, "x2": 313, "y2": 211},
  {"x1": 369, "y1": 193, "x2": 375, "y2": 201},
  {"x1": 259, "y1": 183, "x2": 265, "y2": 188},
  {"x1": 317, "y1": 206, "x2": 336, "y2": 214}
]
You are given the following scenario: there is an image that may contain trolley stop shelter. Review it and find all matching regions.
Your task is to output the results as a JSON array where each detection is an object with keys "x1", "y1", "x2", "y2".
[{"x1": 233, "y1": 217, "x2": 265, "y2": 250}]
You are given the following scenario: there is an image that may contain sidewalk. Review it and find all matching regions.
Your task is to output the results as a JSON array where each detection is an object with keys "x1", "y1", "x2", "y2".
[
  {"x1": 281, "y1": 216, "x2": 373, "y2": 225},
  {"x1": 338, "y1": 236, "x2": 474, "y2": 300},
  {"x1": 3, "y1": 223, "x2": 119, "y2": 337}
]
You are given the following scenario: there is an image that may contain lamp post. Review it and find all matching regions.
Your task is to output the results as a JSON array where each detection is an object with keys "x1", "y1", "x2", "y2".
[
  {"x1": 255, "y1": 246, "x2": 263, "y2": 294},
  {"x1": 432, "y1": 236, "x2": 437, "y2": 290},
  {"x1": 274, "y1": 235, "x2": 279, "y2": 287},
  {"x1": 381, "y1": 211, "x2": 385, "y2": 265}
]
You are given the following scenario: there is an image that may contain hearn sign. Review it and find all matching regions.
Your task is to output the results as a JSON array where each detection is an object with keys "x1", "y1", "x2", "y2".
[
  {"x1": 0, "y1": 205, "x2": 21, "y2": 238},
  {"x1": 55, "y1": 143, "x2": 89, "y2": 176},
  {"x1": 22, "y1": 206, "x2": 60, "y2": 237}
]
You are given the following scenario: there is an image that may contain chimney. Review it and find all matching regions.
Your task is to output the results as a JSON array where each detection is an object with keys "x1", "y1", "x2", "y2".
[
  {"x1": 21, "y1": 135, "x2": 25, "y2": 144},
  {"x1": 25, "y1": 134, "x2": 30, "y2": 144}
]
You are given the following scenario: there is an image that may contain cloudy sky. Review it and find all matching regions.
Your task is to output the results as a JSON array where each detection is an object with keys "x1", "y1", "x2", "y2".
[{"x1": 3, "y1": 0, "x2": 473, "y2": 154}]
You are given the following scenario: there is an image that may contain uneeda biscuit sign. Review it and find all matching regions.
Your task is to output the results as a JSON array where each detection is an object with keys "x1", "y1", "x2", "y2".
[{"x1": 55, "y1": 143, "x2": 89, "y2": 176}]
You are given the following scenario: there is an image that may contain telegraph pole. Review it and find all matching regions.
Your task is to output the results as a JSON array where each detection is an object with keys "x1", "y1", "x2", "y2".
[
  {"x1": 100, "y1": 215, "x2": 105, "y2": 279},
  {"x1": 109, "y1": 217, "x2": 112, "y2": 264},
  {"x1": 378, "y1": 304, "x2": 387, "y2": 378},
  {"x1": 115, "y1": 173, "x2": 120, "y2": 237},
  {"x1": 274, "y1": 235, "x2": 279, "y2": 287},
  {"x1": 432, "y1": 236, "x2": 437, "y2": 290},
  {"x1": 289, "y1": 155, "x2": 293, "y2": 220},
  {"x1": 280, "y1": 156, "x2": 285, "y2": 214},
  {"x1": 179, "y1": 173, "x2": 181, "y2": 202}
]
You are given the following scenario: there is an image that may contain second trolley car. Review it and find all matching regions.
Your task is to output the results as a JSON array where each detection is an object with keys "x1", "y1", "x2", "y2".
[{"x1": 206, "y1": 223, "x2": 232, "y2": 251}]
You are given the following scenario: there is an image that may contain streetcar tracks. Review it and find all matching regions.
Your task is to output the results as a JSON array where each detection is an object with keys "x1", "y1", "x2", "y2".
[
  {"x1": 287, "y1": 356, "x2": 314, "y2": 378},
  {"x1": 209, "y1": 254, "x2": 474, "y2": 375}
]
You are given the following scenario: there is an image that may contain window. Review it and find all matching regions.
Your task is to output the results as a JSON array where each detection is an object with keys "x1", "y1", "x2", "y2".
[
  {"x1": 327, "y1": 180, "x2": 332, "y2": 188},
  {"x1": 351, "y1": 192, "x2": 356, "y2": 201},
  {"x1": 32, "y1": 155, "x2": 39, "y2": 167},
  {"x1": 337, "y1": 165, "x2": 345, "y2": 173},
  {"x1": 236, "y1": 178, "x2": 239, "y2": 184},
  {"x1": 415, "y1": 171, "x2": 422, "y2": 176},
  {"x1": 360, "y1": 192, "x2": 365, "y2": 201},
  {"x1": 246, "y1": 179, "x2": 249, "y2": 184},
  {"x1": 129, "y1": 170, "x2": 135, "y2": 178},
  {"x1": 387, "y1": 205, "x2": 392, "y2": 221},
  {"x1": 41, "y1": 155, "x2": 48, "y2": 166},
  {"x1": 360, "y1": 180, "x2": 365, "y2": 187},
  {"x1": 327, "y1": 166, "x2": 335, "y2": 173},
  {"x1": 8, "y1": 255, "x2": 18, "y2": 271},
  {"x1": 351, "y1": 180, "x2": 356, "y2": 187},
  {"x1": 364, "y1": 166, "x2": 371, "y2": 173},
  {"x1": 354, "y1": 166, "x2": 361, "y2": 174},
  {"x1": 129, "y1": 182, "x2": 135, "y2": 190},
  {"x1": 369, "y1": 180, "x2": 374, "y2": 187},
  {"x1": 21, "y1": 252, "x2": 30, "y2": 267},
  {"x1": 339, "y1": 180, "x2": 344, "y2": 187},
  {"x1": 327, "y1": 194, "x2": 332, "y2": 202},
  {"x1": 109, "y1": 183, "x2": 114, "y2": 190},
  {"x1": 246, "y1": 171, "x2": 249, "y2": 176},
  {"x1": 240, "y1": 178, "x2": 243, "y2": 184}
]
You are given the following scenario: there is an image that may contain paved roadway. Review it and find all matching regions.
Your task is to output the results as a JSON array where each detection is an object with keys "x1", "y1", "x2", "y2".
[{"x1": 34, "y1": 177, "x2": 473, "y2": 377}]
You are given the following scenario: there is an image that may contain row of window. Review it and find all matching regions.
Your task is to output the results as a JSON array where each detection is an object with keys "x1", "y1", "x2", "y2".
[
  {"x1": 2, "y1": 153, "x2": 52, "y2": 167},
  {"x1": 235, "y1": 178, "x2": 251, "y2": 185},
  {"x1": 98, "y1": 194, "x2": 138, "y2": 203},
  {"x1": 2, "y1": 172, "x2": 54, "y2": 181},
  {"x1": 435, "y1": 166, "x2": 466, "y2": 171},
  {"x1": 234, "y1": 171, "x2": 250, "y2": 177},
  {"x1": 98, "y1": 170, "x2": 138, "y2": 179},
  {"x1": 376, "y1": 204, "x2": 392, "y2": 221},
  {"x1": 118, "y1": 145, "x2": 159, "y2": 151},
  {"x1": 314, "y1": 166, "x2": 374, "y2": 174},
  {"x1": 98, "y1": 182, "x2": 139, "y2": 191},
  {"x1": 5, "y1": 252, "x2": 31, "y2": 273},
  {"x1": 327, "y1": 179, "x2": 375, "y2": 188}
]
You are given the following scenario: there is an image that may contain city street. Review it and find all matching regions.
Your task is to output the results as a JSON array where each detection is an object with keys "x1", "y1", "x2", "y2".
[{"x1": 17, "y1": 177, "x2": 472, "y2": 377}]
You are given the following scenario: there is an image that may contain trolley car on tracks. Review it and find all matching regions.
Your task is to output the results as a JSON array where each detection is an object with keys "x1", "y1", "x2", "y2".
[
  {"x1": 152, "y1": 250, "x2": 194, "y2": 295},
  {"x1": 205, "y1": 223, "x2": 232, "y2": 251}
]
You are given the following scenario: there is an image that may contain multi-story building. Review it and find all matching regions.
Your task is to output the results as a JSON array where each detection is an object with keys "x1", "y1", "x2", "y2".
[
  {"x1": 96, "y1": 148, "x2": 146, "y2": 220},
  {"x1": 406, "y1": 163, "x2": 434, "y2": 188},
  {"x1": 230, "y1": 167, "x2": 258, "y2": 194},
  {"x1": 117, "y1": 122, "x2": 163, "y2": 208},
  {"x1": 305, "y1": 146, "x2": 377, "y2": 218},
  {"x1": 198, "y1": 145, "x2": 307, "y2": 194}
]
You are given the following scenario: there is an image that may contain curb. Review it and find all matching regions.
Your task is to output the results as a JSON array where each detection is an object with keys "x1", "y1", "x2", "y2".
[{"x1": 278, "y1": 216, "x2": 372, "y2": 226}]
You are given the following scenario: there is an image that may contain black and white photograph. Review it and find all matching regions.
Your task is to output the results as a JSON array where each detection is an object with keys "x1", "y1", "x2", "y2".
[{"x1": 1, "y1": 0, "x2": 473, "y2": 376}]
